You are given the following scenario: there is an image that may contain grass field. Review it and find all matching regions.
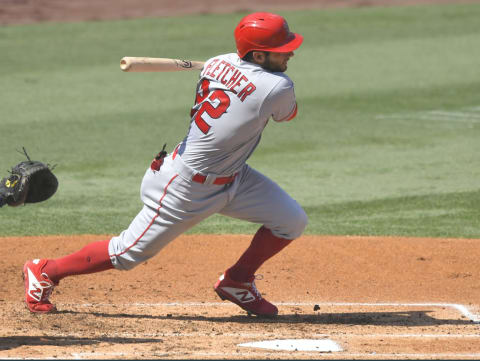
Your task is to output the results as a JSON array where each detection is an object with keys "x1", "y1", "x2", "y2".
[{"x1": 0, "y1": 3, "x2": 479, "y2": 237}]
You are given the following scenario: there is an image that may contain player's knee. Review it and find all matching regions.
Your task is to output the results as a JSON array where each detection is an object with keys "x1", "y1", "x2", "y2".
[
  {"x1": 273, "y1": 205, "x2": 308, "y2": 240},
  {"x1": 289, "y1": 207, "x2": 308, "y2": 239}
]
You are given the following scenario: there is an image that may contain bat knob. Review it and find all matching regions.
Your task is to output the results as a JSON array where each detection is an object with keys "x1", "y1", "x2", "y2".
[{"x1": 120, "y1": 58, "x2": 129, "y2": 71}]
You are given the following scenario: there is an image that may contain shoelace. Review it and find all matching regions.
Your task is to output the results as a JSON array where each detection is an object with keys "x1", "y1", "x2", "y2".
[
  {"x1": 247, "y1": 274, "x2": 264, "y2": 299},
  {"x1": 42, "y1": 286, "x2": 53, "y2": 301},
  {"x1": 40, "y1": 273, "x2": 54, "y2": 301}
]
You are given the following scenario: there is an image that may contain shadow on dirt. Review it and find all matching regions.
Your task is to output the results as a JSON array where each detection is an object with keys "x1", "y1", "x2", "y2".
[
  {"x1": 0, "y1": 335, "x2": 160, "y2": 351},
  {"x1": 56, "y1": 309, "x2": 475, "y2": 326}
]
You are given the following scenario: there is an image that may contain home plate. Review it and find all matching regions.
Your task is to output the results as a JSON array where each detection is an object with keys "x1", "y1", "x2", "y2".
[{"x1": 238, "y1": 339, "x2": 342, "y2": 352}]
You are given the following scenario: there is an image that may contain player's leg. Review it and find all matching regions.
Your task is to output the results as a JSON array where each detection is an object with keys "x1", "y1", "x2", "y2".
[
  {"x1": 221, "y1": 165, "x2": 307, "y2": 278},
  {"x1": 23, "y1": 240, "x2": 113, "y2": 313},
  {"x1": 214, "y1": 165, "x2": 307, "y2": 316},
  {"x1": 35, "y1": 239, "x2": 113, "y2": 283},
  {"x1": 23, "y1": 156, "x2": 228, "y2": 313}
]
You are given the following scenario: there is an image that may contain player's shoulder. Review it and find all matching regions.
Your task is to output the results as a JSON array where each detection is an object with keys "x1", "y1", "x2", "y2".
[
  {"x1": 256, "y1": 70, "x2": 294, "y2": 99},
  {"x1": 263, "y1": 71, "x2": 293, "y2": 87}
]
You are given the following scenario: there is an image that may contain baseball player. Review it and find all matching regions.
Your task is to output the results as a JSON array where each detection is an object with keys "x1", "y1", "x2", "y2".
[{"x1": 23, "y1": 12, "x2": 307, "y2": 317}]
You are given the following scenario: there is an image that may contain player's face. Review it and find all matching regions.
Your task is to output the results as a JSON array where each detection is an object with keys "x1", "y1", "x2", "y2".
[
  {"x1": 264, "y1": 51, "x2": 294, "y2": 72},
  {"x1": 252, "y1": 51, "x2": 294, "y2": 72}
]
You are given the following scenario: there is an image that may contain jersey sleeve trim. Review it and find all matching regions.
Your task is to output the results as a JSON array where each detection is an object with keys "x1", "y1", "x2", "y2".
[
  {"x1": 276, "y1": 101, "x2": 298, "y2": 122},
  {"x1": 286, "y1": 102, "x2": 298, "y2": 121}
]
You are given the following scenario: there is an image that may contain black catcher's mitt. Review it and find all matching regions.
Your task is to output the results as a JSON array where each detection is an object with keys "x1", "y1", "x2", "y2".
[{"x1": 0, "y1": 148, "x2": 58, "y2": 208}]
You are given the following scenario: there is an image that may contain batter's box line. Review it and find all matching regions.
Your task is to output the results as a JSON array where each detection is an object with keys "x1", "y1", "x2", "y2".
[
  {"x1": 291, "y1": 302, "x2": 480, "y2": 324},
  {"x1": 68, "y1": 301, "x2": 480, "y2": 323}
]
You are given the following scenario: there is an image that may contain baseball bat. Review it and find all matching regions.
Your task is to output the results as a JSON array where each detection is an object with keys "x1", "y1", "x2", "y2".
[{"x1": 120, "y1": 57, "x2": 205, "y2": 72}]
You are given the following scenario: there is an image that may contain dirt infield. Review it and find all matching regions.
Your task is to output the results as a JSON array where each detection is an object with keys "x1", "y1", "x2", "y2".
[{"x1": 2, "y1": 234, "x2": 480, "y2": 359}]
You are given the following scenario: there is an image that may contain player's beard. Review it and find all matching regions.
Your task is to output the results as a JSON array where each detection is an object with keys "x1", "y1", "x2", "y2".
[{"x1": 262, "y1": 53, "x2": 287, "y2": 73}]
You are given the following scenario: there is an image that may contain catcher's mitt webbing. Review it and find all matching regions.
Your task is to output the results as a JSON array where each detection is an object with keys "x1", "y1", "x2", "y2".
[{"x1": 0, "y1": 148, "x2": 58, "y2": 207}]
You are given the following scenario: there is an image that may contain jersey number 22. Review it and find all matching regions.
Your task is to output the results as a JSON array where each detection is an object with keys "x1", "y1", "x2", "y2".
[{"x1": 191, "y1": 78, "x2": 230, "y2": 134}]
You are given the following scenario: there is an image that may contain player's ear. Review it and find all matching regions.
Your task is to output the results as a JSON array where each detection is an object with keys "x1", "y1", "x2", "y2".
[{"x1": 252, "y1": 51, "x2": 267, "y2": 65}]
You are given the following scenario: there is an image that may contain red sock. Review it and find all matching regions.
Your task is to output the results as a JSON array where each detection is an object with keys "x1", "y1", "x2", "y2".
[
  {"x1": 227, "y1": 226, "x2": 293, "y2": 282},
  {"x1": 43, "y1": 239, "x2": 114, "y2": 284}
]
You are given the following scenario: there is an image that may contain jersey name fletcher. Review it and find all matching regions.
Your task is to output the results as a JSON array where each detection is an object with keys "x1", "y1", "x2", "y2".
[{"x1": 202, "y1": 58, "x2": 257, "y2": 102}]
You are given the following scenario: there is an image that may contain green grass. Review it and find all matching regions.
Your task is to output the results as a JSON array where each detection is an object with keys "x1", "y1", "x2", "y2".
[{"x1": 1, "y1": 3, "x2": 479, "y2": 237}]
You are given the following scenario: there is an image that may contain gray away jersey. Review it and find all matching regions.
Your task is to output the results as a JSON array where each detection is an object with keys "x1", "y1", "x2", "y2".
[{"x1": 177, "y1": 53, "x2": 298, "y2": 175}]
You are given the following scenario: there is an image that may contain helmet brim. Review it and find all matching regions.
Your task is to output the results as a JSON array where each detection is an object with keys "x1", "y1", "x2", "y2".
[{"x1": 263, "y1": 33, "x2": 303, "y2": 54}]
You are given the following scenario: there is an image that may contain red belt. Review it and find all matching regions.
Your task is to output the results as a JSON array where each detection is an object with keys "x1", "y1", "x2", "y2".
[
  {"x1": 173, "y1": 145, "x2": 237, "y2": 185},
  {"x1": 192, "y1": 173, "x2": 237, "y2": 185}
]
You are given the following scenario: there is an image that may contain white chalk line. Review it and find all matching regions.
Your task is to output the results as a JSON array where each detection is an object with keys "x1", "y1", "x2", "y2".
[
  {"x1": 7, "y1": 300, "x2": 480, "y2": 323},
  {"x1": 3, "y1": 301, "x2": 479, "y2": 359},
  {"x1": 66, "y1": 301, "x2": 480, "y2": 323}
]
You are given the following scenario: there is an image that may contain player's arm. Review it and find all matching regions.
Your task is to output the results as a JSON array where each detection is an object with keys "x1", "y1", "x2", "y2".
[{"x1": 261, "y1": 77, "x2": 298, "y2": 122}]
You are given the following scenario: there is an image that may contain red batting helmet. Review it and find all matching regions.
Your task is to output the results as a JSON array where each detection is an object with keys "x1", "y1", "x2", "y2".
[{"x1": 234, "y1": 12, "x2": 303, "y2": 58}]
